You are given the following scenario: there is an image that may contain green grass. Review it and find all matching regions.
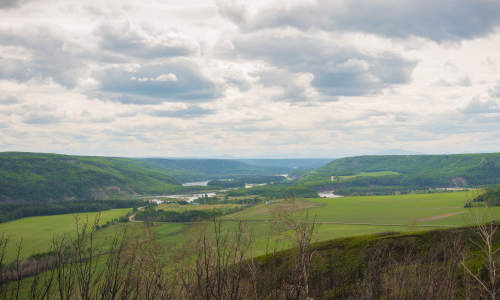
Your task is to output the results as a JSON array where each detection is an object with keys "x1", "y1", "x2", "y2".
[
  {"x1": 0, "y1": 208, "x2": 131, "y2": 262},
  {"x1": 8, "y1": 191, "x2": 500, "y2": 263},
  {"x1": 224, "y1": 191, "x2": 486, "y2": 226},
  {"x1": 337, "y1": 171, "x2": 400, "y2": 181},
  {"x1": 304, "y1": 192, "x2": 477, "y2": 225},
  {"x1": 157, "y1": 203, "x2": 244, "y2": 212},
  {"x1": 213, "y1": 191, "x2": 500, "y2": 255}
]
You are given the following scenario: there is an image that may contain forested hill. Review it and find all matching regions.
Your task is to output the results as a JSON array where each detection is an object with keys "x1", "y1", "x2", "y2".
[
  {"x1": 301, "y1": 153, "x2": 500, "y2": 194},
  {"x1": 139, "y1": 158, "x2": 279, "y2": 181},
  {"x1": 0, "y1": 152, "x2": 182, "y2": 202},
  {"x1": 139, "y1": 158, "x2": 329, "y2": 181},
  {"x1": 0, "y1": 152, "x2": 315, "y2": 202}
]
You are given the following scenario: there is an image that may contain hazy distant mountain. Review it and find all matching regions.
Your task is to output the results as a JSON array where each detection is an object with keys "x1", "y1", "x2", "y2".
[{"x1": 371, "y1": 149, "x2": 423, "y2": 156}]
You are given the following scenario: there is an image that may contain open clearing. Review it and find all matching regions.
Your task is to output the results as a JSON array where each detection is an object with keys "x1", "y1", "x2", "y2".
[
  {"x1": 337, "y1": 171, "x2": 400, "y2": 181},
  {"x1": 150, "y1": 191, "x2": 492, "y2": 256},
  {"x1": 0, "y1": 208, "x2": 131, "y2": 262},
  {"x1": 224, "y1": 191, "x2": 484, "y2": 227},
  {"x1": 120, "y1": 191, "x2": 497, "y2": 257},
  {"x1": 5, "y1": 191, "x2": 499, "y2": 262}
]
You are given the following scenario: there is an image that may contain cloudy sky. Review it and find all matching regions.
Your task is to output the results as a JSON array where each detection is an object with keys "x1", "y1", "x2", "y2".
[{"x1": 1, "y1": 0, "x2": 500, "y2": 158}]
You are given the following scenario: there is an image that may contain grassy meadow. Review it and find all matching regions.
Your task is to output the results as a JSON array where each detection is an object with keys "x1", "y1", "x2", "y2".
[
  {"x1": 4, "y1": 190, "x2": 499, "y2": 263},
  {"x1": 143, "y1": 190, "x2": 494, "y2": 257},
  {"x1": 0, "y1": 208, "x2": 131, "y2": 262}
]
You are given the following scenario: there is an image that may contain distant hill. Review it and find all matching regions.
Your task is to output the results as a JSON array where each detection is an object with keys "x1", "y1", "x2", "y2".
[
  {"x1": 0, "y1": 152, "x2": 183, "y2": 202},
  {"x1": 239, "y1": 158, "x2": 331, "y2": 170},
  {"x1": 0, "y1": 152, "x2": 316, "y2": 202},
  {"x1": 300, "y1": 153, "x2": 500, "y2": 195},
  {"x1": 140, "y1": 158, "x2": 282, "y2": 182}
]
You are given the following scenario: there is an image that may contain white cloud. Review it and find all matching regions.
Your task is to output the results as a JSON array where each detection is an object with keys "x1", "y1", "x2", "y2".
[
  {"x1": 130, "y1": 73, "x2": 178, "y2": 82},
  {"x1": 0, "y1": 0, "x2": 500, "y2": 157}
]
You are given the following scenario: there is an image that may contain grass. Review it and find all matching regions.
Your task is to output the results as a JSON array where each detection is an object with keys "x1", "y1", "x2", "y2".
[
  {"x1": 213, "y1": 191, "x2": 500, "y2": 255},
  {"x1": 337, "y1": 171, "x2": 400, "y2": 181},
  {"x1": 224, "y1": 191, "x2": 486, "y2": 226},
  {"x1": 303, "y1": 192, "x2": 477, "y2": 225},
  {"x1": 7, "y1": 191, "x2": 500, "y2": 263},
  {"x1": 157, "y1": 203, "x2": 244, "y2": 212},
  {"x1": 0, "y1": 208, "x2": 131, "y2": 262}
]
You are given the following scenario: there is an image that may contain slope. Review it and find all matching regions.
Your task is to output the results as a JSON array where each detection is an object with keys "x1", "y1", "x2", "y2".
[{"x1": 301, "y1": 153, "x2": 500, "y2": 194}]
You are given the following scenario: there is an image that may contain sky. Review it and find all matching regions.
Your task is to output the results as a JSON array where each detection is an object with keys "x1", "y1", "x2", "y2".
[{"x1": 0, "y1": 0, "x2": 500, "y2": 158}]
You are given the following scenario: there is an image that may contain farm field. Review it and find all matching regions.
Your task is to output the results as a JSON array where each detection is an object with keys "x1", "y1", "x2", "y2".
[
  {"x1": 0, "y1": 208, "x2": 131, "y2": 262},
  {"x1": 157, "y1": 203, "x2": 244, "y2": 212},
  {"x1": 3, "y1": 191, "x2": 498, "y2": 264},
  {"x1": 225, "y1": 191, "x2": 493, "y2": 226},
  {"x1": 304, "y1": 191, "x2": 486, "y2": 226},
  {"x1": 144, "y1": 191, "x2": 493, "y2": 256}
]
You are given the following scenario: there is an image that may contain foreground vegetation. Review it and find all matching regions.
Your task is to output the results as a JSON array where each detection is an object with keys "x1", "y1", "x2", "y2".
[
  {"x1": 3, "y1": 191, "x2": 486, "y2": 263},
  {"x1": 2, "y1": 203, "x2": 500, "y2": 299}
]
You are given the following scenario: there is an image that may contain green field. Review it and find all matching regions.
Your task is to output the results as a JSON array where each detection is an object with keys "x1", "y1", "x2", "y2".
[
  {"x1": 5, "y1": 191, "x2": 499, "y2": 263},
  {"x1": 337, "y1": 171, "x2": 400, "y2": 181},
  {"x1": 227, "y1": 191, "x2": 488, "y2": 225},
  {"x1": 142, "y1": 191, "x2": 492, "y2": 256},
  {"x1": 157, "y1": 203, "x2": 244, "y2": 212},
  {"x1": 0, "y1": 208, "x2": 131, "y2": 261}
]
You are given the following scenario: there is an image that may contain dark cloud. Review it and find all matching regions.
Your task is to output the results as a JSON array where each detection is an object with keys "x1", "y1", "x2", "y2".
[
  {"x1": 257, "y1": 69, "x2": 318, "y2": 102},
  {"x1": 461, "y1": 98, "x2": 499, "y2": 114},
  {"x1": 149, "y1": 105, "x2": 214, "y2": 119},
  {"x1": 227, "y1": 31, "x2": 416, "y2": 98},
  {"x1": 217, "y1": 0, "x2": 500, "y2": 42},
  {"x1": 489, "y1": 81, "x2": 500, "y2": 98},
  {"x1": 0, "y1": 27, "x2": 84, "y2": 87},
  {"x1": 0, "y1": 96, "x2": 18, "y2": 104},
  {"x1": 94, "y1": 60, "x2": 219, "y2": 104},
  {"x1": 0, "y1": 0, "x2": 28, "y2": 8},
  {"x1": 97, "y1": 22, "x2": 198, "y2": 58},
  {"x1": 433, "y1": 76, "x2": 472, "y2": 87},
  {"x1": 23, "y1": 112, "x2": 62, "y2": 125}
]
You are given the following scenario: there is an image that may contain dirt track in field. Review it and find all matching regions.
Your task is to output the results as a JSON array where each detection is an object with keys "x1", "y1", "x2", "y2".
[{"x1": 416, "y1": 211, "x2": 465, "y2": 223}]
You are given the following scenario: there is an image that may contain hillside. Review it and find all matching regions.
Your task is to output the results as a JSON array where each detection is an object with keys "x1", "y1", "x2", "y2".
[
  {"x1": 0, "y1": 152, "x2": 182, "y2": 202},
  {"x1": 252, "y1": 226, "x2": 486, "y2": 299},
  {"x1": 301, "y1": 153, "x2": 500, "y2": 195},
  {"x1": 0, "y1": 153, "x2": 322, "y2": 203},
  {"x1": 140, "y1": 158, "x2": 282, "y2": 181}
]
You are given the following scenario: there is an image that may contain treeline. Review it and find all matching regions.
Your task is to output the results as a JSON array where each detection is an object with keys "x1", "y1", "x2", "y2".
[
  {"x1": 226, "y1": 184, "x2": 318, "y2": 199},
  {"x1": 0, "y1": 200, "x2": 144, "y2": 223},
  {"x1": 194, "y1": 196, "x2": 261, "y2": 205},
  {"x1": 207, "y1": 175, "x2": 287, "y2": 188},
  {"x1": 466, "y1": 186, "x2": 500, "y2": 207},
  {"x1": 134, "y1": 206, "x2": 245, "y2": 222}
]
